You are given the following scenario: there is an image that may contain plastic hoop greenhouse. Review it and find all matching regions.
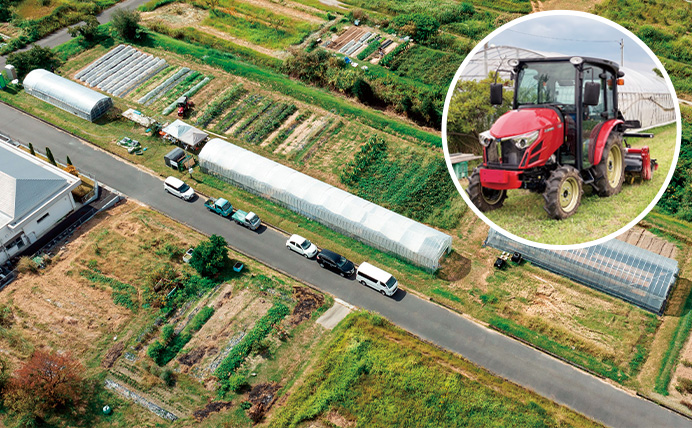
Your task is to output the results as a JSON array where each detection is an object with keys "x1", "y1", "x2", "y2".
[
  {"x1": 23, "y1": 69, "x2": 112, "y2": 122},
  {"x1": 199, "y1": 139, "x2": 452, "y2": 270},
  {"x1": 485, "y1": 229, "x2": 679, "y2": 314}
]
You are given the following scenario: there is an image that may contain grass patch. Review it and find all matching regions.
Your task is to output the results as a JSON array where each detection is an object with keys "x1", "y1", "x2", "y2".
[
  {"x1": 270, "y1": 311, "x2": 601, "y2": 428},
  {"x1": 80, "y1": 268, "x2": 139, "y2": 311},
  {"x1": 655, "y1": 288, "x2": 692, "y2": 395},
  {"x1": 479, "y1": 123, "x2": 678, "y2": 245}
]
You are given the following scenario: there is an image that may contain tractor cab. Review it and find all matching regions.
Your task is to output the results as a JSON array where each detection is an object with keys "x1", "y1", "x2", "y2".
[{"x1": 468, "y1": 56, "x2": 655, "y2": 219}]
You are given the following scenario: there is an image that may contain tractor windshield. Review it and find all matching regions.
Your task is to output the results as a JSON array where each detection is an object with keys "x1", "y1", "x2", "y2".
[{"x1": 516, "y1": 62, "x2": 576, "y2": 107}]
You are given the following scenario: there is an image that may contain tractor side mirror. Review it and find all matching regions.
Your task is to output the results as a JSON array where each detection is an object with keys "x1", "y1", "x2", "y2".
[
  {"x1": 490, "y1": 83, "x2": 503, "y2": 105},
  {"x1": 583, "y1": 82, "x2": 600, "y2": 106}
]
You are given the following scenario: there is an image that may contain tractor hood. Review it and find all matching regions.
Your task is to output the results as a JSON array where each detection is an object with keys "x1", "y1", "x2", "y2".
[{"x1": 489, "y1": 108, "x2": 561, "y2": 139}]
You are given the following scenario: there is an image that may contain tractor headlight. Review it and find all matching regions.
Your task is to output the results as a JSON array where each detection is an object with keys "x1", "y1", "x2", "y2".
[
  {"x1": 479, "y1": 131, "x2": 494, "y2": 147},
  {"x1": 509, "y1": 130, "x2": 539, "y2": 149}
]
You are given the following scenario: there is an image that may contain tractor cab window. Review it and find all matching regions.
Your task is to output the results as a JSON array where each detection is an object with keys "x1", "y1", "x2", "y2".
[
  {"x1": 516, "y1": 62, "x2": 576, "y2": 109},
  {"x1": 581, "y1": 65, "x2": 608, "y2": 168}
]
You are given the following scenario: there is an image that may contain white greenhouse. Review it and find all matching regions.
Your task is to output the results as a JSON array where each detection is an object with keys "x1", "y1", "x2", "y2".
[
  {"x1": 459, "y1": 45, "x2": 676, "y2": 129},
  {"x1": 23, "y1": 69, "x2": 112, "y2": 121},
  {"x1": 199, "y1": 139, "x2": 452, "y2": 269}
]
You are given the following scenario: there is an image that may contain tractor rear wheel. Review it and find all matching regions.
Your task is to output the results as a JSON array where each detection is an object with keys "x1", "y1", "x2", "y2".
[
  {"x1": 591, "y1": 132, "x2": 624, "y2": 197},
  {"x1": 467, "y1": 168, "x2": 507, "y2": 212},
  {"x1": 543, "y1": 166, "x2": 583, "y2": 220}
]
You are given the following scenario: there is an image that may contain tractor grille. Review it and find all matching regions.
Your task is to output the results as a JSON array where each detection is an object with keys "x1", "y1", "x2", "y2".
[{"x1": 486, "y1": 138, "x2": 525, "y2": 167}]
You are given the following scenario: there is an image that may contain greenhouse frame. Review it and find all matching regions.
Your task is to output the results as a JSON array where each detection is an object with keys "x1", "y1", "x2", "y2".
[
  {"x1": 23, "y1": 69, "x2": 112, "y2": 122},
  {"x1": 459, "y1": 45, "x2": 676, "y2": 129},
  {"x1": 485, "y1": 229, "x2": 679, "y2": 314},
  {"x1": 199, "y1": 139, "x2": 452, "y2": 269}
]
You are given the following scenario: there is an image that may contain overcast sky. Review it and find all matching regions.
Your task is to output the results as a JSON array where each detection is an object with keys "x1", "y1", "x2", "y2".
[{"x1": 486, "y1": 14, "x2": 659, "y2": 76}]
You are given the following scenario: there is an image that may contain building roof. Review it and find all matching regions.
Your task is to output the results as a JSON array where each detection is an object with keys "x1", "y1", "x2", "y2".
[
  {"x1": 162, "y1": 120, "x2": 208, "y2": 148},
  {"x1": 0, "y1": 142, "x2": 80, "y2": 230}
]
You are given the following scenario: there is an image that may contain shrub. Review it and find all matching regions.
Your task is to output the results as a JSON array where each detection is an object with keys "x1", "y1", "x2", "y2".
[
  {"x1": 160, "y1": 368, "x2": 176, "y2": 387},
  {"x1": 112, "y1": 9, "x2": 144, "y2": 41},
  {"x1": 678, "y1": 378, "x2": 692, "y2": 394},
  {"x1": 390, "y1": 13, "x2": 440, "y2": 43},
  {"x1": 6, "y1": 45, "x2": 61, "y2": 79},
  {"x1": 226, "y1": 373, "x2": 249, "y2": 393},
  {"x1": 0, "y1": 304, "x2": 14, "y2": 328},
  {"x1": 189, "y1": 235, "x2": 229, "y2": 278},
  {"x1": 16, "y1": 257, "x2": 38, "y2": 274}
]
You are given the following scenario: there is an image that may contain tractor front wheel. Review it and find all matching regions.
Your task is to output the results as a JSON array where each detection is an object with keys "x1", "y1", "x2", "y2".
[
  {"x1": 467, "y1": 168, "x2": 507, "y2": 212},
  {"x1": 591, "y1": 132, "x2": 624, "y2": 197},
  {"x1": 543, "y1": 166, "x2": 583, "y2": 220}
]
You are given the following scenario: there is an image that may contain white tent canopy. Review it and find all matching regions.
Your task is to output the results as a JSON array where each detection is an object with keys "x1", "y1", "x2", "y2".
[
  {"x1": 199, "y1": 139, "x2": 452, "y2": 269},
  {"x1": 459, "y1": 45, "x2": 675, "y2": 129},
  {"x1": 162, "y1": 119, "x2": 208, "y2": 148}
]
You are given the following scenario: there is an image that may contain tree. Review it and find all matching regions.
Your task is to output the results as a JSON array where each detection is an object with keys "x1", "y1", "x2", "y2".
[
  {"x1": 0, "y1": 0, "x2": 14, "y2": 23},
  {"x1": 352, "y1": 78, "x2": 374, "y2": 104},
  {"x1": 67, "y1": 15, "x2": 101, "y2": 42},
  {"x1": 112, "y1": 9, "x2": 144, "y2": 41},
  {"x1": 45, "y1": 147, "x2": 56, "y2": 166},
  {"x1": 391, "y1": 13, "x2": 439, "y2": 43},
  {"x1": 189, "y1": 234, "x2": 228, "y2": 278},
  {"x1": 6, "y1": 45, "x2": 61, "y2": 80},
  {"x1": 5, "y1": 351, "x2": 86, "y2": 422},
  {"x1": 446, "y1": 75, "x2": 513, "y2": 154},
  {"x1": 28, "y1": 143, "x2": 35, "y2": 156}
]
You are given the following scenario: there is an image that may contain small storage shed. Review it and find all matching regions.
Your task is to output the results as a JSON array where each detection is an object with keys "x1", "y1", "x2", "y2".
[
  {"x1": 164, "y1": 147, "x2": 186, "y2": 170},
  {"x1": 23, "y1": 69, "x2": 112, "y2": 122}
]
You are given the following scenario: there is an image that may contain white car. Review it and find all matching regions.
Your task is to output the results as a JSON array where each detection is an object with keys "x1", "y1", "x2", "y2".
[
  {"x1": 164, "y1": 176, "x2": 195, "y2": 201},
  {"x1": 286, "y1": 234, "x2": 318, "y2": 258}
]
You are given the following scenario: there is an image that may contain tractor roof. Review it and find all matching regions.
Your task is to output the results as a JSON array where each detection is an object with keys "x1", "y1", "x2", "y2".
[{"x1": 515, "y1": 56, "x2": 621, "y2": 75}]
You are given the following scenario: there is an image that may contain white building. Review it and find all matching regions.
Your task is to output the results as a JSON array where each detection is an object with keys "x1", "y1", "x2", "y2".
[{"x1": 0, "y1": 142, "x2": 81, "y2": 264}]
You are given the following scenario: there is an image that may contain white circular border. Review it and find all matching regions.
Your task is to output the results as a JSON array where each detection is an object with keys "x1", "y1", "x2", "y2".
[{"x1": 441, "y1": 10, "x2": 682, "y2": 251}]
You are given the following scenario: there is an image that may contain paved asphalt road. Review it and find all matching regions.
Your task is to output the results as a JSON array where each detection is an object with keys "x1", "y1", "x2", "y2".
[
  {"x1": 0, "y1": 0, "x2": 150, "y2": 69},
  {"x1": 1, "y1": 103, "x2": 690, "y2": 428}
]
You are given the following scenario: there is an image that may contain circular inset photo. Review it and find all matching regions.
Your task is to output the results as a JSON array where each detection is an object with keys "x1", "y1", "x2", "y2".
[{"x1": 442, "y1": 11, "x2": 681, "y2": 249}]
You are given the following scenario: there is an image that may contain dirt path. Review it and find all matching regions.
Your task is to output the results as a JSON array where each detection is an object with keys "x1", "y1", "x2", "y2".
[{"x1": 240, "y1": 0, "x2": 325, "y2": 24}]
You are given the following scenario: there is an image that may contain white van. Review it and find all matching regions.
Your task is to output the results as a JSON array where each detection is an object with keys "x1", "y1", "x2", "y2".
[
  {"x1": 356, "y1": 262, "x2": 398, "y2": 297},
  {"x1": 164, "y1": 176, "x2": 195, "y2": 201}
]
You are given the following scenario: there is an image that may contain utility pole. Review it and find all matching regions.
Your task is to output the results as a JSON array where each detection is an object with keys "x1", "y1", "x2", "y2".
[{"x1": 620, "y1": 38, "x2": 624, "y2": 67}]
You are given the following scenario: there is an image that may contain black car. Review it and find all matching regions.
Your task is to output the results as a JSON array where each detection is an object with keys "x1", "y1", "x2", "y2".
[{"x1": 316, "y1": 249, "x2": 355, "y2": 277}]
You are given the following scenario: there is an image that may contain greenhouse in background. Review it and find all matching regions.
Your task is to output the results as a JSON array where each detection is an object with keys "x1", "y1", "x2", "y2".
[
  {"x1": 485, "y1": 229, "x2": 679, "y2": 314},
  {"x1": 199, "y1": 139, "x2": 452, "y2": 270},
  {"x1": 23, "y1": 69, "x2": 112, "y2": 122},
  {"x1": 459, "y1": 45, "x2": 676, "y2": 130}
]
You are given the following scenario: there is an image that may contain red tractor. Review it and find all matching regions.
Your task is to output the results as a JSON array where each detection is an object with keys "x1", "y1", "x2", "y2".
[
  {"x1": 468, "y1": 56, "x2": 657, "y2": 219},
  {"x1": 177, "y1": 96, "x2": 194, "y2": 117}
]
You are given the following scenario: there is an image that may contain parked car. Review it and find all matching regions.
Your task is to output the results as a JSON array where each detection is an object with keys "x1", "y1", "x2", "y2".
[
  {"x1": 204, "y1": 197, "x2": 233, "y2": 217},
  {"x1": 356, "y1": 262, "x2": 398, "y2": 296},
  {"x1": 164, "y1": 176, "x2": 195, "y2": 201},
  {"x1": 286, "y1": 234, "x2": 318, "y2": 258},
  {"x1": 316, "y1": 249, "x2": 354, "y2": 277},
  {"x1": 232, "y1": 210, "x2": 261, "y2": 230}
]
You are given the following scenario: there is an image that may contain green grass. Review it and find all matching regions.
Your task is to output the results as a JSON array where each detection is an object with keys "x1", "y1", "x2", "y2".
[
  {"x1": 655, "y1": 289, "x2": 692, "y2": 395},
  {"x1": 478, "y1": 123, "x2": 678, "y2": 245},
  {"x1": 270, "y1": 312, "x2": 603, "y2": 428},
  {"x1": 80, "y1": 268, "x2": 139, "y2": 311}
]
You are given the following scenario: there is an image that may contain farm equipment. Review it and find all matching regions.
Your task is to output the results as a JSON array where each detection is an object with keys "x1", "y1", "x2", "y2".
[
  {"x1": 232, "y1": 210, "x2": 261, "y2": 230},
  {"x1": 204, "y1": 197, "x2": 233, "y2": 217},
  {"x1": 469, "y1": 56, "x2": 658, "y2": 219},
  {"x1": 116, "y1": 137, "x2": 146, "y2": 155},
  {"x1": 176, "y1": 96, "x2": 194, "y2": 117}
]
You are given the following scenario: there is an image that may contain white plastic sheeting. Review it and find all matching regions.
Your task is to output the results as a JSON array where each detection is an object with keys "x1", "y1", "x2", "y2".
[
  {"x1": 24, "y1": 69, "x2": 112, "y2": 121},
  {"x1": 459, "y1": 45, "x2": 675, "y2": 129},
  {"x1": 199, "y1": 139, "x2": 452, "y2": 269}
]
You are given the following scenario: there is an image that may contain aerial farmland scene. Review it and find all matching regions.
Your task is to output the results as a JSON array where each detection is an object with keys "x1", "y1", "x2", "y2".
[{"x1": 0, "y1": 0, "x2": 690, "y2": 427}]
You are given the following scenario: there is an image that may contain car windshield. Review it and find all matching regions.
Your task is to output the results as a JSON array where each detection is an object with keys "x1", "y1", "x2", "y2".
[
  {"x1": 300, "y1": 239, "x2": 312, "y2": 250},
  {"x1": 221, "y1": 202, "x2": 231, "y2": 210},
  {"x1": 337, "y1": 256, "x2": 347, "y2": 267},
  {"x1": 516, "y1": 61, "x2": 576, "y2": 106},
  {"x1": 385, "y1": 276, "x2": 397, "y2": 289},
  {"x1": 179, "y1": 183, "x2": 190, "y2": 192},
  {"x1": 248, "y1": 213, "x2": 259, "y2": 225}
]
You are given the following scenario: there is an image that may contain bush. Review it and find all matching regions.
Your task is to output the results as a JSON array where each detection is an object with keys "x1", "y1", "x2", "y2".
[
  {"x1": 6, "y1": 45, "x2": 61, "y2": 79},
  {"x1": 226, "y1": 373, "x2": 249, "y2": 393},
  {"x1": 0, "y1": 304, "x2": 13, "y2": 328},
  {"x1": 16, "y1": 257, "x2": 38, "y2": 274},
  {"x1": 390, "y1": 13, "x2": 440, "y2": 43},
  {"x1": 189, "y1": 234, "x2": 228, "y2": 278},
  {"x1": 112, "y1": 9, "x2": 144, "y2": 41},
  {"x1": 160, "y1": 369, "x2": 176, "y2": 387}
]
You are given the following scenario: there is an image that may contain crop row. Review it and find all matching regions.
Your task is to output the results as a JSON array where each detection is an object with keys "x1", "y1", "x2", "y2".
[
  {"x1": 195, "y1": 84, "x2": 246, "y2": 128},
  {"x1": 233, "y1": 100, "x2": 276, "y2": 138},
  {"x1": 241, "y1": 103, "x2": 298, "y2": 145},
  {"x1": 214, "y1": 94, "x2": 263, "y2": 133},
  {"x1": 158, "y1": 71, "x2": 202, "y2": 105},
  {"x1": 268, "y1": 111, "x2": 311, "y2": 152},
  {"x1": 147, "y1": 306, "x2": 215, "y2": 366},
  {"x1": 138, "y1": 67, "x2": 191, "y2": 105},
  {"x1": 380, "y1": 41, "x2": 409, "y2": 68},
  {"x1": 215, "y1": 302, "x2": 289, "y2": 393},
  {"x1": 162, "y1": 77, "x2": 212, "y2": 115},
  {"x1": 357, "y1": 40, "x2": 382, "y2": 61},
  {"x1": 300, "y1": 120, "x2": 345, "y2": 163}
]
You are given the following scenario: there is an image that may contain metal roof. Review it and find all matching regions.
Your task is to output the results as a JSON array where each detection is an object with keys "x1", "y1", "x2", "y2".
[
  {"x1": 23, "y1": 69, "x2": 112, "y2": 121},
  {"x1": 0, "y1": 142, "x2": 80, "y2": 229},
  {"x1": 485, "y1": 229, "x2": 679, "y2": 314}
]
